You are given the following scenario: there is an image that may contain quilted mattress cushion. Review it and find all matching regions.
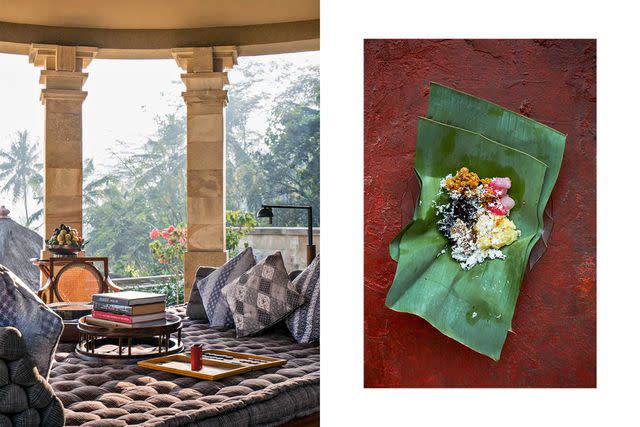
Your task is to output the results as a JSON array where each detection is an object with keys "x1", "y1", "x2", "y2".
[
  {"x1": 0, "y1": 326, "x2": 65, "y2": 426},
  {"x1": 51, "y1": 305, "x2": 319, "y2": 426}
]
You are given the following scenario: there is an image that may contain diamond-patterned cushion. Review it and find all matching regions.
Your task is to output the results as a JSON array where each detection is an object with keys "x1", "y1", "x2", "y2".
[
  {"x1": 0, "y1": 265, "x2": 63, "y2": 380},
  {"x1": 222, "y1": 252, "x2": 305, "y2": 338},
  {"x1": 197, "y1": 248, "x2": 255, "y2": 327},
  {"x1": 286, "y1": 255, "x2": 320, "y2": 343}
]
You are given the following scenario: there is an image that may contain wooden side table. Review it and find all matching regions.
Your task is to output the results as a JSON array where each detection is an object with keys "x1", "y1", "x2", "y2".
[{"x1": 76, "y1": 314, "x2": 183, "y2": 360}]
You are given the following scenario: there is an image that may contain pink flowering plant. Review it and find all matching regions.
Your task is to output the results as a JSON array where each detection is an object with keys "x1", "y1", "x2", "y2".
[
  {"x1": 144, "y1": 224, "x2": 187, "y2": 305},
  {"x1": 147, "y1": 211, "x2": 256, "y2": 305},
  {"x1": 149, "y1": 224, "x2": 187, "y2": 277},
  {"x1": 149, "y1": 211, "x2": 257, "y2": 273}
]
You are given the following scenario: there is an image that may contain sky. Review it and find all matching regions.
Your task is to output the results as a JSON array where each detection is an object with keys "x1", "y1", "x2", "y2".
[{"x1": 0, "y1": 51, "x2": 318, "y2": 224}]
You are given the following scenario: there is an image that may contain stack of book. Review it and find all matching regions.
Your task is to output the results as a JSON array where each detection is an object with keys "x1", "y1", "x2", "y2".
[{"x1": 86, "y1": 291, "x2": 167, "y2": 328}]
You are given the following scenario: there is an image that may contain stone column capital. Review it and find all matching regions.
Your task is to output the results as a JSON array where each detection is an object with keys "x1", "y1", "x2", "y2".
[
  {"x1": 39, "y1": 89, "x2": 88, "y2": 105},
  {"x1": 181, "y1": 90, "x2": 228, "y2": 106},
  {"x1": 30, "y1": 44, "x2": 97, "y2": 105},
  {"x1": 171, "y1": 46, "x2": 237, "y2": 73},
  {"x1": 180, "y1": 72, "x2": 229, "y2": 90},
  {"x1": 180, "y1": 72, "x2": 229, "y2": 106},
  {"x1": 29, "y1": 44, "x2": 98, "y2": 72},
  {"x1": 173, "y1": 48, "x2": 236, "y2": 107},
  {"x1": 39, "y1": 70, "x2": 89, "y2": 87}
]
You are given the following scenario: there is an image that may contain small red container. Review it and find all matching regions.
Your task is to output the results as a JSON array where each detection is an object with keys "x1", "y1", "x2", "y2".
[{"x1": 191, "y1": 344, "x2": 203, "y2": 371}]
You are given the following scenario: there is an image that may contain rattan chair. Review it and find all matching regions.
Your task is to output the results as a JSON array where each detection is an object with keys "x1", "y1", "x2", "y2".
[{"x1": 35, "y1": 257, "x2": 121, "y2": 304}]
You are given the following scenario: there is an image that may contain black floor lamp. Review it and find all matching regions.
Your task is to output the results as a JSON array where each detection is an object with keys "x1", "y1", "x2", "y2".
[{"x1": 256, "y1": 204, "x2": 316, "y2": 266}]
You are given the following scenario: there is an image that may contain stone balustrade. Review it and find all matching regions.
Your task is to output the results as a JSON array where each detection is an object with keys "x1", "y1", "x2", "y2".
[{"x1": 240, "y1": 227, "x2": 320, "y2": 273}]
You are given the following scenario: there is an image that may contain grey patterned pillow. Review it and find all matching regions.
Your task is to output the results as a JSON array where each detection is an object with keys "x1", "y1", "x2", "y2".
[
  {"x1": 197, "y1": 248, "x2": 255, "y2": 327},
  {"x1": 222, "y1": 251, "x2": 305, "y2": 338},
  {"x1": 186, "y1": 266, "x2": 217, "y2": 320},
  {"x1": 0, "y1": 265, "x2": 63, "y2": 380},
  {"x1": 286, "y1": 255, "x2": 320, "y2": 343}
]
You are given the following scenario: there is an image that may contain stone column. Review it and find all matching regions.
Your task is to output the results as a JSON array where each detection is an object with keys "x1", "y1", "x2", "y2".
[
  {"x1": 172, "y1": 46, "x2": 237, "y2": 300},
  {"x1": 29, "y1": 44, "x2": 97, "y2": 257}
]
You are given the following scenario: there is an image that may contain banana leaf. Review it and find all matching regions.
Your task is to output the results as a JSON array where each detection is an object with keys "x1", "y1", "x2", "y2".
[
  {"x1": 385, "y1": 118, "x2": 547, "y2": 360},
  {"x1": 391, "y1": 83, "x2": 566, "y2": 261}
]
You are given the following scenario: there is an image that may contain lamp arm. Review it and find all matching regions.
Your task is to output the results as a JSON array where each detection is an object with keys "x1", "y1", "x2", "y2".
[
  {"x1": 307, "y1": 206, "x2": 313, "y2": 246},
  {"x1": 260, "y1": 203, "x2": 316, "y2": 266},
  {"x1": 260, "y1": 203, "x2": 314, "y2": 247},
  {"x1": 262, "y1": 204, "x2": 311, "y2": 210}
]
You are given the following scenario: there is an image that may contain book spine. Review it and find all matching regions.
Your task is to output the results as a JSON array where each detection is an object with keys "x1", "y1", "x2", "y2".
[
  {"x1": 85, "y1": 317, "x2": 131, "y2": 328},
  {"x1": 92, "y1": 310, "x2": 133, "y2": 324},
  {"x1": 93, "y1": 303, "x2": 133, "y2": 315},
  {"x1": 128, "y1": 297, "x2": 165, "y2": 305},
  {"x1": 92, "y1": 295, "x2": 132, "y2": 306}
]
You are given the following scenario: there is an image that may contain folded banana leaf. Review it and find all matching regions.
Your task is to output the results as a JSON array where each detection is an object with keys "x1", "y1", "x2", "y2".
[
  {"x1": 391, "y1": 83, "x2": 566, "y2": 261},
  {"x1": 385, "y1": 118, "x2": 547, "y2": 360}
]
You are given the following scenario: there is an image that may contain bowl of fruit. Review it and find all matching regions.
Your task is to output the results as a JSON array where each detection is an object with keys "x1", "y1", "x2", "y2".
[{"x1": 47, "y1": 224, "x2": 84, "y2": 257}]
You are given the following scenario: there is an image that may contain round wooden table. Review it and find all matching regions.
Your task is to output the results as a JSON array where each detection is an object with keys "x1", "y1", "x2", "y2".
[{"x1": 76, "y1": 314, "x2": 183, "y2": 360}]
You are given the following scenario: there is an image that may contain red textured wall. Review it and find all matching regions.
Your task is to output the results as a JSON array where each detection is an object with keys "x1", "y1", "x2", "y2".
[{"x1": 364, "y1": 39, "x2": 596, "y2": 388}]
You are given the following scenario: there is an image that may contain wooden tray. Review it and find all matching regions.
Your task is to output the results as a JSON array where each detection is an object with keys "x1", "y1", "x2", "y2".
[{"x1": 137, "y1": 349, "x2": 287, "y2": 381}]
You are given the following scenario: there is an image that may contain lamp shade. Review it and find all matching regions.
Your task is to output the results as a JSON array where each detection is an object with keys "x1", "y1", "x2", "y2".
[{"x1": 257, "y1": 206, "x2": 273, "y2": 224}]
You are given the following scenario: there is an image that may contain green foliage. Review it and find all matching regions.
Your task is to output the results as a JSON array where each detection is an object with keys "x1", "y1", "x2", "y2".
[
  {"x1": 83, "y1": 112, "x2": 187, "y2": 276},
  {"x1": 3, "y1": 57, "x2": 319, "y2": 280},
  {"x1": 0, "y1": 130, "x2": 41, "y2": 226},
  {"x1": 129, "y1": 282, "x2": 183, "y2": 307},
  {"x1": 226, "y1": 210, "x2": 257, "y2": 257},
  {"x1": 226, "y1": 62, "x2": 320, "y2": 227},
  {"x1": 259, "y1": 67, "x2": 320, "y2": 226}
]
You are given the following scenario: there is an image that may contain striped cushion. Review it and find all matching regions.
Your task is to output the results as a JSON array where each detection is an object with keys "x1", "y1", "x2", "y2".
[{"x1": 286, "y1": 255, "x2": 320, "y2": 343}]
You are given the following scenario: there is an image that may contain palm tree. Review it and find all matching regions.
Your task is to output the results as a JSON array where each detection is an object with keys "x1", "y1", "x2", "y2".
[{"x1": 0, "y1": 130, "x2": 40, "y2": 226}]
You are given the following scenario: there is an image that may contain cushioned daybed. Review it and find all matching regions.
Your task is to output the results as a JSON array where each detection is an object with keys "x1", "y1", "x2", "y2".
[{"x1": 51, "y1": 306, "x2": 319, "y2": 426}]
